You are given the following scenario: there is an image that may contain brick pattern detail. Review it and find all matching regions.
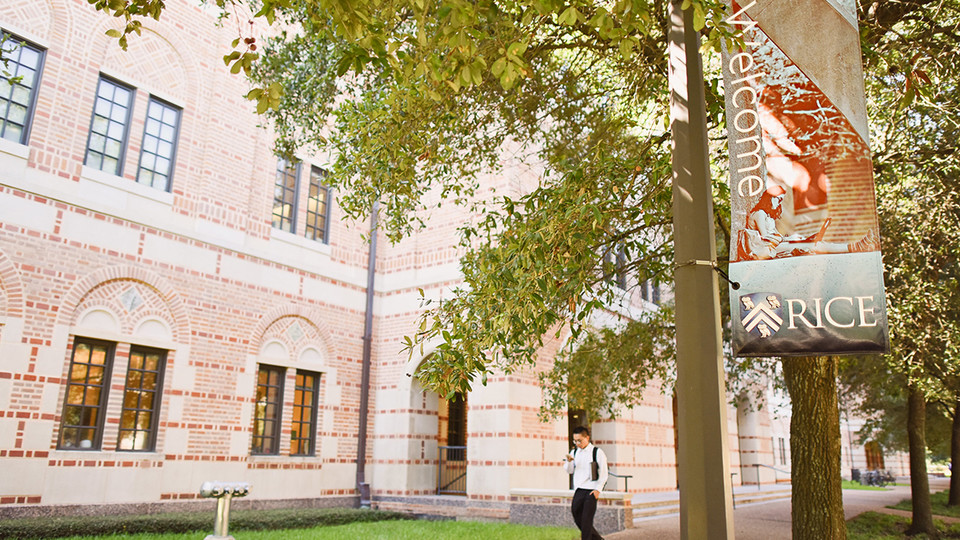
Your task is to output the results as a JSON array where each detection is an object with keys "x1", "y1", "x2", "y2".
[
  {"x1": 59, "y1": 265, "x2": 190, "y2": 340},
  {"x1": 0, "y1": 249, "x2": 24, "y2": 319},
  {"x1": 100, "y1": 29, "x2": 193, "y2": 105},
  {"x1": 254, "y1": 306, "x2": 334, "y2": 359},
  {"x1": 0, "y1": 496, "x2": 42, "y2": 505},
  {"x1": 0, "y1": 2, "x2": 52, "y2": 41}
]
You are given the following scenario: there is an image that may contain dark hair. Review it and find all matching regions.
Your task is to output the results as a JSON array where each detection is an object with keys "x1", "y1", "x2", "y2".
[
  {"x1": 572, "y1": 426, "x2": 590, "y2": 438},
  {"x1": 750, "y1": 188, "x2": 784, "y2": 220}
]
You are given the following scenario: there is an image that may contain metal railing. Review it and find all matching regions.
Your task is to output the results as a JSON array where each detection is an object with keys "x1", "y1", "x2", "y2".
[
  {"x1": 438, "y1": 446, "x2": 467, "y2": 495},
  {"x1": 751, "y1": 463, "x2": 791, "y2": 490},
  {"x1": 608, "y1": 471, "x2": 633, "y2": 492}
]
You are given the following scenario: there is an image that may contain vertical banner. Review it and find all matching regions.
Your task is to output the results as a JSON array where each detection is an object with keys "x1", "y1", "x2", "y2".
[{"x1": 722, "y1": 0, "x2": 889, "y2": 356}]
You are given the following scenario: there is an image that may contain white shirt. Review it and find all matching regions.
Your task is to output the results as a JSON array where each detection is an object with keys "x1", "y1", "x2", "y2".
[{"x1": 563, "y1": 443, "x2": 608, "y2": 492}]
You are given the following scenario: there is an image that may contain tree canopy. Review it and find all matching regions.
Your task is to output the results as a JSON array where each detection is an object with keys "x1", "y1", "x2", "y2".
[
  {"x1": 87, "y1": 0, "x2": 960, "y2": 424},
  {"x1": 233, "y1": 0, "x2": 713, "y2": 410}
]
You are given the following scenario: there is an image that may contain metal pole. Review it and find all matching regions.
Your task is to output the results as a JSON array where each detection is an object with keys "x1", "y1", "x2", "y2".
[
  {"x1": 356, "y1": 201, "x2": 379, "y2": 508},
  {"x1": 667, "y1": 1, "x2": 735, "y2": 538}
]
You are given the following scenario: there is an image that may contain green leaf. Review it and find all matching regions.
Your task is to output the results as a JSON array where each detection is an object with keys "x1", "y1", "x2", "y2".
[
  {"x1": 105, "y1": 29, "x2": 122, "y2": 38},
  {"x1": 491, "y1": 56, "x2": 507, "y2": 77},
  {"x1": 899, "y1": 84, "x2": 916, "y2": 109},
  {"x1": 268, "y1": 82, "x2": 283, "y2": 99},
  {"x1": 335, "y1": 55, "x2": 353, "y2": 77},
  {"x1": 256, "y1": 97, "x2": 269, "y2": 114},
  {"x1": 558, "y1": 6, "x2": 581, "y2": 26},
  {"x1": 618, "y1": 38, "x2": 635, "y2": 60},
  {"x1": 692, "y1": 5, "x2": 706, "y2": 31}
]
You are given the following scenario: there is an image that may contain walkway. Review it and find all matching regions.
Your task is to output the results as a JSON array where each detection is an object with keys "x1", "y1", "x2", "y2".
[{"x1": 607, "y1": 477, "x2": 951, "y2": 539}]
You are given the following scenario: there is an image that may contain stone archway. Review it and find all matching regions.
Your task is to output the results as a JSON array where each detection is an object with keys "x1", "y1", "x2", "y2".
[
  {"x1": 386, "y1": 350, "x2": 470, "y2": 496},
  {"x1": 406, "y1": 370, "x2": 441, "y2": 494}
]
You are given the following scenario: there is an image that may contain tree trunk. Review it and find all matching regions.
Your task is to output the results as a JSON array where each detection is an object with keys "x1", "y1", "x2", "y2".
[
  {"x1": 949, "y1": 397, "x2": 960, "y2": 507},
  {"x1": 782, "y1": 356, "x2": 846, "y2": 540},
  {"x1": 906, "y1": 384, "x2": 937, "y2": 536}
]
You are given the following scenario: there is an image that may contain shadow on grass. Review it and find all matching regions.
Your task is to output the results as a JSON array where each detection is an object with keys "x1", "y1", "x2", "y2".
[
  {"x1": 847, "y1": 511, "x2": 960, "y2": 539},
  {"x1": 888, "y1": 490, "x2": 960, "y2": 519}
]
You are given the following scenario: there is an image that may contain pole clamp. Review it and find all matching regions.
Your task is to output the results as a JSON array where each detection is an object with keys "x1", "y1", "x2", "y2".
[{"x1": 675, "y1": 259, "x2": 741, "y2": 290}]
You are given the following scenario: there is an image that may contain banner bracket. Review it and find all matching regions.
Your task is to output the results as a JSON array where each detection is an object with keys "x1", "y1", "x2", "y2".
[{"x1": 676, "y1": 259, "x2": 741, "y2": 290}]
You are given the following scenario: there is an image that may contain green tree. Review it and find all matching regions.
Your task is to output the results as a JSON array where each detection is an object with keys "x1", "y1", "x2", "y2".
[
  {"x1": 235, "y1": 0, "x2": 719, "y2": 408},
  {"x1": 857, "y1": 0, "x2": 960, "y2": 532},
  {"x1": 87, "y1": 1, "x2": 959, "y2": 538}
]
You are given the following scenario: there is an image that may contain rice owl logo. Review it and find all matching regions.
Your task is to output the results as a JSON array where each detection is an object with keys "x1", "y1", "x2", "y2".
[{"x1": 740, "y1": 293, "x2": 784, "y2": 338}]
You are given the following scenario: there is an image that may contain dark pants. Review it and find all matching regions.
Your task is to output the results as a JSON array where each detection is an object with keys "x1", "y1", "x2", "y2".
[{"x1": 571, "y1": 488, "x2": 603, "y2": 540}]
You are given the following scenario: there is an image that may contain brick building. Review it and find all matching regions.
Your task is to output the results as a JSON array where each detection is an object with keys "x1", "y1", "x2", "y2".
[{"x1": 0, "y1": 0, "x2": 903, "y2": 529}]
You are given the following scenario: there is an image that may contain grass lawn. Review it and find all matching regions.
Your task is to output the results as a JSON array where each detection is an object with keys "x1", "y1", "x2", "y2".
[
  {"x1": 847, "y1": 511, "x2": 960, "y2": 539},
  {"x1": 49, "y1": 521, "x2": 580, "y2": 540},
  {"x1": 889, "y1": 490, "x2": 960, "y2": 519},
  {"x1": 842, "y1": 479, "x2": 888, "y2": 491}
]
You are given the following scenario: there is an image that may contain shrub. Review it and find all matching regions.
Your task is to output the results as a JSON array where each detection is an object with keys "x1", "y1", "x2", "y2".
[{"x1": 0, "y1": 507, "x2": 411, "y2": 539}]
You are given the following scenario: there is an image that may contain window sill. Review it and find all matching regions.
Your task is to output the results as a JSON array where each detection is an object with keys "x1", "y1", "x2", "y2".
[
  {"x1": 270, "y1": 228, "x2": 332, "y2": 256},
  {"x1": 50, "y1": 448, "x2": 164, "y2": 459},
  {"x1": 0, "y1": 138, "x2": 30, "y2": 160},
  {"x1": 80, "y1": 165, "x2": 174, "y2": 206},
  {"x1": 247, "y1": 453, "x2": 323, "y2": 467}
]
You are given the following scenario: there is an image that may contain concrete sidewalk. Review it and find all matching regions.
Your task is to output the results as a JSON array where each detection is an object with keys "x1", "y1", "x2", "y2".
[{"x1": 607, "y1": 477, "x2": 951, "y2": 540}]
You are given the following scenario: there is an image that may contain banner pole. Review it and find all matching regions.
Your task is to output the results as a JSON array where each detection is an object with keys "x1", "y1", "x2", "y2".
[{"x1": 667, "y1": 1, "x2": 735, "y2": 538}]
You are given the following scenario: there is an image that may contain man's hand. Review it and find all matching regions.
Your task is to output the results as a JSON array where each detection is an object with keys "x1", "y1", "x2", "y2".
[
  {"x1": 565, "y1": 454, "x2": 574, "y2": 462},
  {"x1": 591, "y1": 490, "x2": 600, "y2": 499}
]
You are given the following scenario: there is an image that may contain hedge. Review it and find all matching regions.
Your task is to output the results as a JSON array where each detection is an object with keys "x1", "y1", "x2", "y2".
[{"x1": 0, "y1": 507, "x2": 412, "y2": 539}]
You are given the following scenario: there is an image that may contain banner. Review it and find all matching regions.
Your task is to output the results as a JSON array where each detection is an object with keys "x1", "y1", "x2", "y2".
[{"x1": 722, "y1": 0, "x2": 889, "y2": 356}]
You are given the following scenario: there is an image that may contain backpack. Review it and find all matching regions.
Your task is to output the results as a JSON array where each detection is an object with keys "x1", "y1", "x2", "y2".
[{"x1": 590, "y1": 446, "x2": 599, "y2": 481}]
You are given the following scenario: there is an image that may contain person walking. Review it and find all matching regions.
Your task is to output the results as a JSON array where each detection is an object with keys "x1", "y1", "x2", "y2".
[{"x1": 564, "y1": 426, "x2": 609, "y2": 540}]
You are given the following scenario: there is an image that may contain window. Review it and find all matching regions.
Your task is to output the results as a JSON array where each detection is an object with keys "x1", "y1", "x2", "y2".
[
  {"x1": 304, "y1": 167, "x2": 331, "y2": 243},
  {"x1": 272, "y1": 159, "x2": 299, "y2": 233},
  {"x1": 271, "y1": 159, "x2": 333, "y2": 244},
  {"x1": 117, "y1": 346, "x2": 167, "y2": 451},
  {"x1": 641, "y1": 279, "x2": 661, "y2": 305},
  {"x1": 446, "y1": 394, "x2": 467, "y2": 447},
  {"x1": 58, "y1": 338, "x2": 169, "y2": 451},
  {"x1": 865, "y1": 440, "x2": 885, "y2": 470},
  {"x1": 58, "y1": 339, "x2": 114, "y2": 450},
  {"x1": 251, "y1": 365, "x2": 326, "y2": 457},
  {"x1": 290, "y1": 370, "x2": 320, "y2": 456},
  {"x1": 85, "y1": 77, "x2": 134, "y2": 175},
  {"x1": 778, "y1": 437, "x2": 787, "y2": 465},
  {"x1": 252, "y1": 364, "x2": 285, "y2": 455},
  {"x1": 603, "y1": 244, "x2": 628, "y2": 289},
  {"x1": 137, "y1": 98, "x2": 181, "y2": 191},
  {"x1": 0, "y1": 33, "x2": 44, "y2": 144},
  {"x1": 84, "y1": 76, "x2": 182, "y2": 190}
]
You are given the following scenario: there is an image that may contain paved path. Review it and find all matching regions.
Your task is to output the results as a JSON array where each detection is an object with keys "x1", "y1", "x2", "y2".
[{"x1": 607, "y1": 477, "x2": 951, "y2": 540}]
